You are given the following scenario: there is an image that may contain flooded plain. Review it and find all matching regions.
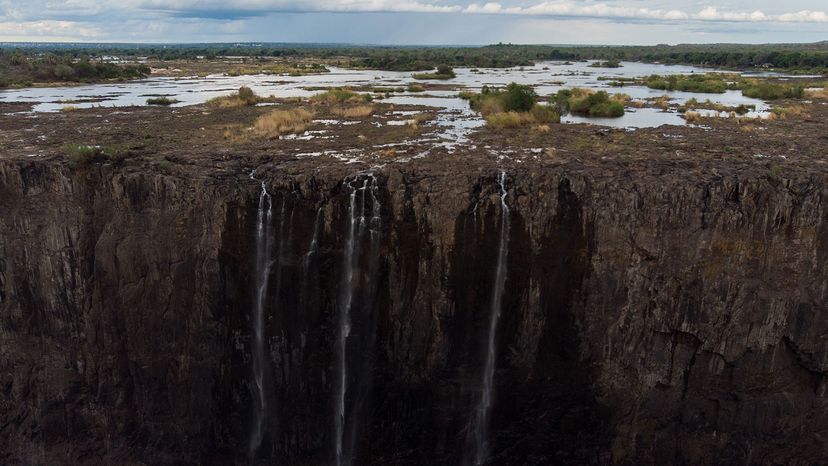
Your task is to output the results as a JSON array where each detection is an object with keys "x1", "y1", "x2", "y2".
[{"x1": 0, "y1": 60, "x2": 785, "y2": 141}]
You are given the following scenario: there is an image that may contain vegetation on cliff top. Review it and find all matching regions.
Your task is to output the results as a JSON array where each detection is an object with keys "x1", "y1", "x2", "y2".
[
  {"x1": 644, "y1": 74, "x2": 730, "y2": 93},
  {"x1": 412, "y1": 65, "x2": 456, "y2": 80},
  {"x1": 0, "y1": 49, "x2": 150, "y2": 89},
  {"x1": 553, "y1": 89, "x2": 626, "y2": 118},
  {"x1": 463, "y1": 83, "x2": 560, "y2": 128},
  {"x1": 589, "y1": 60, "x2": 622, "y2": 68},
  {"x1": 253, "y1": 108, "x2": 314, "y2": 138},
  {"x1": 310, "y1": 88, "x2": 373, "y2": 104}
]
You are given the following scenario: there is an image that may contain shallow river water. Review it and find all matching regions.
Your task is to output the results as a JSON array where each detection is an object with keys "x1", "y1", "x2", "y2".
[{"x1": 1, "y1": 60, "x2": 783, "y2": 139}]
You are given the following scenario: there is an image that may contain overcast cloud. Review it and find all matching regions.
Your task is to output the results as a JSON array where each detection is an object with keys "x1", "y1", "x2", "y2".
[{"x1": 1, "y1": 0, "x2": 827, "y2": 43}]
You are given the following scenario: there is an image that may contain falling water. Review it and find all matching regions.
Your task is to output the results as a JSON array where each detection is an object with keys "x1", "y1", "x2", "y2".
[
  {"x1": 334, "y1": 174, "x2": 380, "y2": 466},
  {"x1": 250, "y1": 179, "x2": 273, "y2": 460},
  {"x1": 471, "y1": 171, "x2": 511, "y2": 465},
  {"x1": 304, "y1": 207, "x2": 323, "y2": 269}
]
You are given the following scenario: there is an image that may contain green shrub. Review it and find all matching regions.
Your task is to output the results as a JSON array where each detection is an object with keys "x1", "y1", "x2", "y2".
[
  {"x1": 589, "y1": 60, "x2": 622, "y2": 68},
  {"x1": 238, "y1": 86, "x2": 258, "y2": 105},
  {"x1": 530, "y1": 104, "x2": 560, "y2": 123},
  {"x1": 413, "y1": 65, "x2": 456, "y2": 80},
  {"x1": 467, "y1": 83, "x2": 537, "y2": 114},
  {"x1": 466, "y1": 84, "x2": 557, "y2": 128},
  {"x1": 557, "y1": 89, "x2": 625, "y2": 118},
  {"x1": 501, "y1": 83, "x2": 537, "y2": 112},
  {"x1": 644, "y1": 74, "x2": 727, "y2": 93},
  {"x1": 64, "y1": 143, "x2": 135, "y2": 167},
  {"x1": 741, "y1": 82, "x2": 804, "y2": 100},
  {"x1": 311, "y1": 88, "x2": 372, "y2": 103},
  {"x1": 65, "y1": 144, "x2": 104, "y2": 168},
  {"x1": 207, "y1": 86, "x2": 266, "y2": 107}
]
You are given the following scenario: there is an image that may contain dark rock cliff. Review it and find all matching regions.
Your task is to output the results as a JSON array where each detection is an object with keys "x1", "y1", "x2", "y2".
[{"x1": 1, "y1": 158, "x2": 826, "y2": 465}]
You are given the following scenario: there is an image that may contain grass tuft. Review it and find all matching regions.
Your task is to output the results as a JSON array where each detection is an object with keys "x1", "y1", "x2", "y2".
[
  {"x1": 253, "y1": 108, "x2": 314, "y2": 138},
  {"x1": 334, "y1": 105, "x2": 375, "y2": 118}
]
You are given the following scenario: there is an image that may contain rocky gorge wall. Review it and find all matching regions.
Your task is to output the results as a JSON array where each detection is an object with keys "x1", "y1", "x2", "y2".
[{"x1": 1, "y1": 158, "x2": 826, "y2": 465}]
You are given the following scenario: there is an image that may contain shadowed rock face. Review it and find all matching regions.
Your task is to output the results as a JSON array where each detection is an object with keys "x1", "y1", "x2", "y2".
[{"x1": 1, "y1": 160, "x2": 826, "y2": 465}]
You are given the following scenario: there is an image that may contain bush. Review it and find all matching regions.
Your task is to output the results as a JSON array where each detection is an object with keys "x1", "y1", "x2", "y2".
[
  {"x1": 64, "y1": 143, "x2": 133, "y2": 167},
  {"x1": 412, "y1": 65, "x2": 456, "y2": 80},
  {"x1": 644, "y1": 74, "x2": 728, "y2": 93},
  {"x1": 146, "y1": 96, "x2": 179, "y2": 106},
  {"x1": 566, "y1": 90, "x2": 625, "y2": 118},
  {"x1": 465, "y1": 83, "x2": 557, "y2": 128},
  {"x1": 741, "y1": 82, "x2": 804, "y2": 100},
  {"x1": 311, "y1": 88, "x2": 372, "y2": 104},
  {"x1": 501, "y1": 83, "x2": 537, "y2": 112},
  {"x1": 238, "y1": 86, "x2": 258, "y2": 105},
  {"x1": 589, "y1": 60, "x2": 622, "y2": 68},
  {"x1": 468, "y1": 83, "x2": 537, "y2": 115},
  {"x1": 529, "y1": 104, "x2": 560, "y2": 123},
  {"x1": 208, "y1": 86, "x2": 263, "y2": 107}
]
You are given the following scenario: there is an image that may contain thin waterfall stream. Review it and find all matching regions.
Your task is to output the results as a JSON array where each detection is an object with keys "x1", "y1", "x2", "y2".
[
  {"x1": 334, "y1": 174, "x2": 381, "y2": 466},
  {"x1": 250, "y1": 177, "x2": 273, "y2": 460},
  {"x1": 471, "y1": 171, "x2": 510, "y2": 465}
]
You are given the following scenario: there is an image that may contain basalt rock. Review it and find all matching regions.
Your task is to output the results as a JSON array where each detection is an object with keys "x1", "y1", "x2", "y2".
[{"x1": 0, "y1": 158, "x2": 826, "y2": 465}]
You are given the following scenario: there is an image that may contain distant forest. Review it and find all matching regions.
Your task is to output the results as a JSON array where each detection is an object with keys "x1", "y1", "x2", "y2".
[{"x1": 2, "y1": 42, "x2": 827, "y2": 87}]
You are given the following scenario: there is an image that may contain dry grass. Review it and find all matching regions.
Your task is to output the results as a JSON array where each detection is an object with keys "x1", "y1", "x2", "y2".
[
  {"x1": 310, "y1": 88, "x2": 371, "y2": 104},
  {"x1": 333, "y1": 105, "x2": 375, "y2": 118},
  {"x1": 610, "y1": 93, "x2": 631, "y2": 104},
  {"x1": 651, "y1": 95, "x2": 671, "y2": 110},
  {"x1": 805, "y1": 87, "x2": 828, "y2": 99},
  {"x1": 485, "y1": 111, "x2": 536, "y2": 129},
  {"x1": 478, "y1": 97, "x2": 504, "y2": 116},
  {"x1": 769, "y1": 104, "x2": 810, "y2": 119},
  {"x1": 208, "y1": 96, "x2": 249, "y2": 108},
  {"x1": 60, "y1": 105, "x2": 79, "y2": 112},
  {"x1": 683, "y1": 111, "x2": 702, "y2": 124},
  {"x1": 253, "y1": 108, "x2": 314, "y2": 138}
]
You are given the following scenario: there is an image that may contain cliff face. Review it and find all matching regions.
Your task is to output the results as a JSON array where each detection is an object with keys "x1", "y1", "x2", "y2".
[{"x1": 1, "y1": 158, "x2": 826, "y2": 465}]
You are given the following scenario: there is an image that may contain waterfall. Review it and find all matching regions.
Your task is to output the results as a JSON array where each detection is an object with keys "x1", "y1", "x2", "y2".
[
  {"x1": 304, "y1": 207, "x2": 323, "y2": 269},
  {"x1": 334, "y1": 174, "x2": 381, "y2": 466},
  {"x1": 471, "y1": 171, "x2": 510, "y2": 465},
  {"x1": 250, "y1": 179, "x2": 273, "y2": 460}
]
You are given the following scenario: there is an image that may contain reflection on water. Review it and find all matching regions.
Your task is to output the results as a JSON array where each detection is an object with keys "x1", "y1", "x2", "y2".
[{"x1": 0, "y1": 60, "x2": 787, "y2": 135}]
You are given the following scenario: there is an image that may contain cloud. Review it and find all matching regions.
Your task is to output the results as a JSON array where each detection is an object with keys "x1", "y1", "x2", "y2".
[
  {"x1": 7, "y1": 1, "x2": 825, "y2": 24},
  {"x1": 2, "y1": 1, "x2": 828, "y2": 43},
  {"x1": 778, "y1": 10, "x2": 828, "y2": 22},
  {"x1": 460, "y1": 2, "x2": 827, "y2": 23},
  {"x1": 129, "y1": 0, "x2": 462, "y2": 15},
  {"x1": 0, "y1": 19, "x2": 100, "y2": 38}
]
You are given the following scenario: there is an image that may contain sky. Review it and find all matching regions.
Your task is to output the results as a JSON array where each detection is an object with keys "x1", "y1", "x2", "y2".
[{"x1": 1, "y1": 0, "x2": 827, "y2": 45}]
